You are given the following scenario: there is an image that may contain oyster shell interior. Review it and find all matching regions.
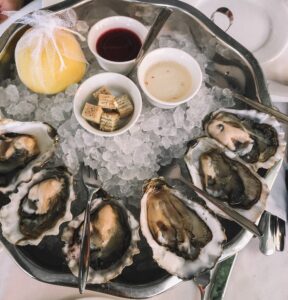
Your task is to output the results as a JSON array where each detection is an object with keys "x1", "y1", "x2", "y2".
[
  {"x1": 0, "y1": 119, "x2": 57, "y2": 193},
  {"x1": 141, "y1": 178, "x2": 226, "y2": 279},
  {"x1": 62, "y1": 196, "x2": 140, "y2": 284},
  {"x1": 0, "y1": 133, "x2": 40, "y2": 174},
  {"x1": 147, "y1": 183, "x2": 213, "y2": 260},
  {"x1": 0, "y1": 167, "x2": 75, "y2": 245},
  {"x1": 74, "y1": 203, "x2": 131, "y2": 270},
  {"x1": 184, "y1": 137, "x2": 269, "y2": 222},
  {"x1": 0, "y1": 133, "x2": 40, "y2": 187},
  {"x1": 19, "y1": 174, "x2": 69, "y2": 239},
  {"x1": 204, "y1": 111, "x2": 279, "y2": 165},
  {"x1": 199, "y1": 149, "x2": 262, "y2": 209}
]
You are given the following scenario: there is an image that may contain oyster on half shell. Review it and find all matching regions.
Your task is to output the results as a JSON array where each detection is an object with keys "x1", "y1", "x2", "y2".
[
  {"x1": 203, "y1": 109, "x2": 286, "y2": 170},
  {"x1": 0, "y1": 166, "x2": 75, "y2": 246},
  {"x1": 62, "y1": 193, "x2": 140, "y2": 284},
  {"x1": 140, "y1": 178, "x2": 226, "y2": 279},
  {"x1": 0, "y1": 118, "x2": 57, "y2": 193},
  {"x1": 185, "y1": 137, "x2": 269, "y2": 221}
]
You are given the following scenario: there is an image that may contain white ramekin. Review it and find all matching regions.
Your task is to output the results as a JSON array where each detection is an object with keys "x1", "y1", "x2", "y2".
[
  {"x1": 137, "y1": 48, "x2": 203, "y2": 109},
  {"x1": 88, "y1": 16, "x2": 148, "y2": 75},
  {"x1": 73, "y1": 73, "x2": 142, "y2": 137}
]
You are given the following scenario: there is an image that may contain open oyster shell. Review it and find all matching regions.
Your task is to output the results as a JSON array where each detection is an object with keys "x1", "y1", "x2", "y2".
[
  {"x1": 140, "y1": 178, "x2": 226, "y2": 279},
  {"x1": 62, "y1": 193, "x2": 140, "y2": 284},
  {"x1": 184, "y1": 137, "x2": 269, "y2": 221},
  {"x1": 203, "y1": 108, "x2": 286, "y2": 170},
  {"x1": 0, "y1": 118, "x2": 58, "y2": 193},
  {"x1": 0, "y1": 166, "x2": 75, "y2": 246}
]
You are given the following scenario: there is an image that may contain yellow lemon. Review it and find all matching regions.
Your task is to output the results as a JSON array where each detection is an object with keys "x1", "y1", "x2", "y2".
[{"x1": 15, "y1": 29, "x2": 86, "y2": 95}]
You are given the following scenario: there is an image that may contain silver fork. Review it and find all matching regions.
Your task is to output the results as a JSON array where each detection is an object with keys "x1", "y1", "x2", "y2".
[{"x1": 78, "y1": 163, "x2": 101, "y2": 294}]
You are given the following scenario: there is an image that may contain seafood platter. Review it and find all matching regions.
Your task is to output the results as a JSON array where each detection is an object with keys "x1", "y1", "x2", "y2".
[{"x1": 0, "y1": 0, "x2": 286, "y2": 298}]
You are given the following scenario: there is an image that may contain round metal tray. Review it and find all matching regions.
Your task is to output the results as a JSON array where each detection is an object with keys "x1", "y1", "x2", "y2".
[{"x1": 0, "y1": 0, "x2": 276, "y2": 298}]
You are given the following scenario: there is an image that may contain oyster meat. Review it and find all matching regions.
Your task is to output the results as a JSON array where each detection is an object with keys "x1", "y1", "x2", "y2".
[
  {"x1": 200, "y1": 150, "x2": 261, "y2": 209},
  {"x1": 140, "y1": 178, "x2": 226, "y2": 279},
  {"x1": 185, "y1": 137, "x2": 269, "y2": 221},
  {"x1": 0, "y1": 133, "x2": 40, "y2": 174},
  {"x1": 203, "y1": 109, "x2": 286, "y2": 170},
  {"x1": 62, "y1": 193, "x2": 140, "y2": 284},
  {"x1": 0, "y1": 166, "x2": 75, "y2": 245},
  {"x1": 0, "y1": 118, "x2": 57, "y2": 193}
]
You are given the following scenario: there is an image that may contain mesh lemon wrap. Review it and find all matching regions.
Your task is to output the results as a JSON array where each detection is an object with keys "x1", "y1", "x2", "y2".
[{"x1": 15, "y1": 10, "x2": 87, "y2": 95}]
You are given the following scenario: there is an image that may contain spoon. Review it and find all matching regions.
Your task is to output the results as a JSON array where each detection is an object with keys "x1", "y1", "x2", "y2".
[{"x1": 128, "y1": 7, "x2": 173, "y2": 75}]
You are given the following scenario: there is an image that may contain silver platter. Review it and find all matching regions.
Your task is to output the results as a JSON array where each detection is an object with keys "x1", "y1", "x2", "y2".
[{"x1": 0, "y1": 0, "x2": 276, "y2": 298}]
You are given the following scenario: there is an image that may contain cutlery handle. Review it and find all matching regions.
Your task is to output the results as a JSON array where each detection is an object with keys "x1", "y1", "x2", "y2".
[
  {"x1": 128, "y1": 7, "x2": 172, "y2": 75},
  {"x1": 180, "y1": 176, "x2": 262, "y2": 237},
  {"x1": 78, "y1": 193, "x2": 92, "y2": 294},
  {"x1": 259, "y1": 212, "x2": 276, "y2": 255},
  {"x1": 275, "y1": 217, "x2": 286, "y2": 251},
  {"x1": 234, "y1": 93, "x2": 288, "y2": 125}
]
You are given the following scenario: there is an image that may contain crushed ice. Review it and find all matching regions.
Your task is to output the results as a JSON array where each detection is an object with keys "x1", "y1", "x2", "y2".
[{"x1": 0, "y1": 17, "x2": 235, "y2": 202}]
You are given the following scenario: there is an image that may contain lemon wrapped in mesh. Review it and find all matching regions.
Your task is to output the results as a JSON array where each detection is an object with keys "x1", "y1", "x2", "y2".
[{"x1": 15, "y1": 10, "x2": 87, "y2": 95}]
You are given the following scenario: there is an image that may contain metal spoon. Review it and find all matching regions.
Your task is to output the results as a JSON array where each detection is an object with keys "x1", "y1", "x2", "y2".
[{"x1": 128, "y1": 7, "x2": 173, "y2": 75}]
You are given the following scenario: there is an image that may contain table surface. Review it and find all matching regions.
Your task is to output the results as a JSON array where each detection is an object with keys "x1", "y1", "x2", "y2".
[
  {"x1": 0, "y1": 0, "x2": 288, "y2": 299},
  {"x1": 1, "y1": 234, "x2": 288, "y2": 300}
]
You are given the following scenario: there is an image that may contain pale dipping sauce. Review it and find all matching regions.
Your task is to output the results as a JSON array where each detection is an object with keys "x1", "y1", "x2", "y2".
[{"x1": 144, "y1": 61, "x2": 193, "y2": 102}]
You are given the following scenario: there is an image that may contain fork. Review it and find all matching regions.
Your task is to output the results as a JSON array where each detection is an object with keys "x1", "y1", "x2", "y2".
[
  {"x1": 158, "y1": 160, "x2": 262, "y2": 237},
  {"x1": 78, "y1": 163, "x2": 101, "y2": 294}
]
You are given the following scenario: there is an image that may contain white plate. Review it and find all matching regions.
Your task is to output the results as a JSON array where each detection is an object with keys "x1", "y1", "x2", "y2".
[{"x1": 191, "y1": 0, "x2": 288, "y2": 64}]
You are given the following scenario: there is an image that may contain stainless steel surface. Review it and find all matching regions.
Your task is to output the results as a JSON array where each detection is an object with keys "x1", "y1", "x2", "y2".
[
  {"x1": 78, "y1": 164, "x2": 101, "y2": 294},
  {"x1": 158, "y1": 161, "x2": 262, "y2": 237},
  {"x1": 275, "y1": 217, "x2": 286, "y2": 251},
  {"x1": 0, "y1": 0, "x2": 279, "y2": 298},
  {"x1": 128, "y1": 7, "x2": 172, "y2": 75},
  {"x1": 259, "y1": 211, "x2": 286, "y2": 255},
  {"x1": 259, "y1": 211, "x2": 276, "y2": 255}
]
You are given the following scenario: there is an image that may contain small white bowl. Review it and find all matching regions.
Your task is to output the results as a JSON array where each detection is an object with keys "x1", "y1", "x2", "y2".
[
  {"x1": 73, "y1": 73, "x2": 142, "y2": 137},
  {"x1": 88, "y1": 16, "x2": 148, "y2": 75},
  {"x1": 137, "y1": 48, "x2": 203, "y2": 109}
]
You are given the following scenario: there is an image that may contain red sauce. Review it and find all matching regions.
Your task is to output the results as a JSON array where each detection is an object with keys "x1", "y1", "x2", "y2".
[{"x1": 96, "y1": 28, "x2": 142, "y2": 62}]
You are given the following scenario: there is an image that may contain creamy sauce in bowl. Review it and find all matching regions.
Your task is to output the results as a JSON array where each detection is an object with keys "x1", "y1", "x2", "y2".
[{"x1": 144, "y1": 61, "x2": 193, "y2": 102}]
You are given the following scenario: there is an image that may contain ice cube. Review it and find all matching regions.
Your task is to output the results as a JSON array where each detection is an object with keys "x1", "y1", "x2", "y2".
[
  {"x1": 76, "y1": 20, "x2": 89, "y2": 33},
  {"x1": 5, "y1": 85, "x2": 19, "y2": 102}
]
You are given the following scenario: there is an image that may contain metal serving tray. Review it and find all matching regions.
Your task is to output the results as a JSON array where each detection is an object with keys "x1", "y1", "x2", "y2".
[{"x1": 0, "y1": 0, "x2": 277, "y2": 298}]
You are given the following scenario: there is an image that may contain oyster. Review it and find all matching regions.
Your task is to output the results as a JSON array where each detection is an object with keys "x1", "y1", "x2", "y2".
[
  {"x1": 185, "y1": 137, "x2": 269, "y2": 221},
  {"x1": 203, "y1": 109, "x2": 286, "y2": 170},
  {"x1": 0, "y1": 118, "x2": 57, "y2": 193},
  {"x1": 62, "y1": 193, "x2": 140, "y2": 284},
  {"x1": 0, "y1": 166, "x2": 75, "y2": 245},
  {"x1": 140, "y1": 178, "x2": 226, "y2": 279}
]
